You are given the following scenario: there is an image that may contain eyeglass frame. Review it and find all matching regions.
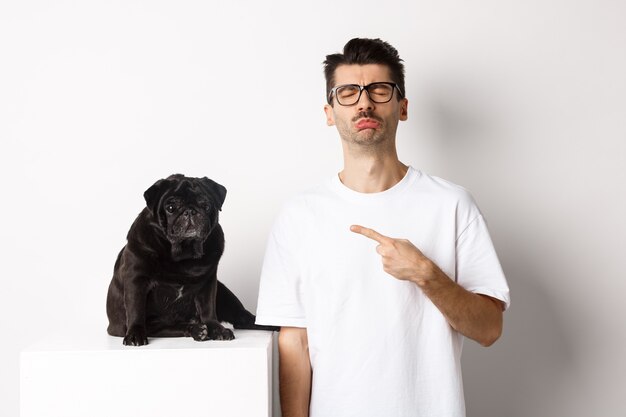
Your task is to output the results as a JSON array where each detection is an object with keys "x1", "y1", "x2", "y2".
[{"x1": 327, "y1": 82, "x2": 404, "y2": 106}]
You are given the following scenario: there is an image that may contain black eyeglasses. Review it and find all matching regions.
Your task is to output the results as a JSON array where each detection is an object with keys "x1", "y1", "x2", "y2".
[{"x1": 328, "y1": 82, "x2": 403, "y2": 106}]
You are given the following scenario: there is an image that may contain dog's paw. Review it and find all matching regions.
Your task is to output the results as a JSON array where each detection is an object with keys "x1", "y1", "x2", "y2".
[
  {"x1": 208, "y1": 326, "x2": 235, "y2": 341},
  {"x1": 123, "y1": 326, "x2": 148, "y2": 346},
  {"x1": 191, "y1": 323, "x2": 235, "y2": 341},
  {"x1": 190, "y1": 324, "x2": 210, "y2": 341}
]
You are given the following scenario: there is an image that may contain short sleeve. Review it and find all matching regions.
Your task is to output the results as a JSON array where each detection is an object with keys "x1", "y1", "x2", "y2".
[
  {"x1": 456, "y1": 214, "x2": 511, "y2": 310},
  {"x1": 255, "y1": 205, "x2": 307, "y2": 327}
]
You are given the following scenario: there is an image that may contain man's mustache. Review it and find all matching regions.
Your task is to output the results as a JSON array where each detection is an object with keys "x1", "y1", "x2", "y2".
[{"x1": 352, "y1": 111, "x2": 383, "y2": 123}]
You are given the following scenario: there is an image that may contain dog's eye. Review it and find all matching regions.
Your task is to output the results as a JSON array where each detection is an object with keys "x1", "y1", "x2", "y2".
[{"x1": 165, "y1": 204, "x2": 175, "y2": 213}]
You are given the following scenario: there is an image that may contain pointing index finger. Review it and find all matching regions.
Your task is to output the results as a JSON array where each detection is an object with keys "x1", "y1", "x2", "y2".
[{"x1": 350, "y1": 225, "x2": 391, "y2": 244}]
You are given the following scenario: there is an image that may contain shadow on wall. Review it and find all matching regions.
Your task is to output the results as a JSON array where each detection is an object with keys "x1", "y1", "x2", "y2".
[
  {"x1": 463, "y1": 259, "x2": 576, "y2": 417},
  {"x1": 418, "y1": 80, "x2": 577, "y2": 417}
]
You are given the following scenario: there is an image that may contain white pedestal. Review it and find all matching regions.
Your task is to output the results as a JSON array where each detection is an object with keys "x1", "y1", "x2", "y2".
[{"x1": 20, "y1": 329, "x2": 274, "y2": 417}]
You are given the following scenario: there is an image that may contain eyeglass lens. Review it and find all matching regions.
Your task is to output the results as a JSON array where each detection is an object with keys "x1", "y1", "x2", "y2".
[{"x1": 336, "y1": 83, "x2": 395, "y2": 105}]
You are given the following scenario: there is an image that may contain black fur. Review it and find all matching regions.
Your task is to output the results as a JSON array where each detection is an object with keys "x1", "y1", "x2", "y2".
[{"x1": 106, "y1": 174, "x2": 277, "y2": 346}]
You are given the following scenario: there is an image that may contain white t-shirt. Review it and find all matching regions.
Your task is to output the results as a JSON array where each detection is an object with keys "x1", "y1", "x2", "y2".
[{"x1": 256, "y1": 167, "x2": 510, "y2": 417}]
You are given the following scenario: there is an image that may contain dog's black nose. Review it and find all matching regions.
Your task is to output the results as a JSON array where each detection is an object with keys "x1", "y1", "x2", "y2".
[{"x1": 184, "y1": 209, "x2": 197, "y2": 217}]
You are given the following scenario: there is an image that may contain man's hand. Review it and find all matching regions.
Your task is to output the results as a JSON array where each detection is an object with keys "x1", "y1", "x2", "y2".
[
  {"x1": 350, "y1": 224, "x2": 437, "y2": 285},
  {"x1": 350, "y1": 224, "x2": 504, "y2": 347}
]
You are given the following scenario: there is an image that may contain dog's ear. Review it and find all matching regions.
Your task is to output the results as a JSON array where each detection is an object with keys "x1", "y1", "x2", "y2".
[
  {"x1": 199, "y1": 177, "x2": 227, "y2": 211},
  {"x1": 143, "y1": 175, "x2": 183, "y2": 217}
]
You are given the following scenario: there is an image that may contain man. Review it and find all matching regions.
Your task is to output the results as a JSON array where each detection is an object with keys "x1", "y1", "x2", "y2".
[{"x1": 256, "y1": 38, "x2": 510, "y2": 417}]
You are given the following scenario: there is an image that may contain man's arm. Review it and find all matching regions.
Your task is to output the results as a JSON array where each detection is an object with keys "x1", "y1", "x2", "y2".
[
  {"x1": 350, "y1": 225, "x2": 504, "y2": 347},
  {"x1": 416, "y1": 268, "x2": 503, "y2": 346},
  {"x1": 278, "y1": 327, "x2": 312, "y2": 417}
]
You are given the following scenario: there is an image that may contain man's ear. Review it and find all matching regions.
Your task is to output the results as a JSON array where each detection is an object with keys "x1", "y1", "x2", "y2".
[
  {"x1": 399, "y1": 98, "x2": 408, "y2": 121},
  {"x1": 324, "y1": 104, "x2": 335, "y2": 126}
]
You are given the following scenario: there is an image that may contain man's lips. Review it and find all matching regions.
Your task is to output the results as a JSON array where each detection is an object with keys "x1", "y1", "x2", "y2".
[{"x1": 355, "y1": 118, "x2": 381, "y2": 129}]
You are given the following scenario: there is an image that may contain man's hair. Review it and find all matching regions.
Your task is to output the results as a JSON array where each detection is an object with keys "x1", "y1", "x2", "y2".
[{"x1": 323, "y1": 38, "x2": 405, "y2": 105}]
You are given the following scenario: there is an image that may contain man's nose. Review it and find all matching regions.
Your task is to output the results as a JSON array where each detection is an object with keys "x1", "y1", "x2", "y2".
[{"x1": 356, "y1": 89, "x2": 375, "y2": 111}]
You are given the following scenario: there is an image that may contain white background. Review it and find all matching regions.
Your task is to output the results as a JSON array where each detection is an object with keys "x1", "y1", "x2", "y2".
[{"x1": 1, "y1": 1, "x2": 625, "y2": 416}]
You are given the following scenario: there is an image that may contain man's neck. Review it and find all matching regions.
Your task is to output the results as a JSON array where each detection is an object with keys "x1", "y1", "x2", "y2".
[{"x1": 339, "y1": 152, "x2": 408, "y2": 193}]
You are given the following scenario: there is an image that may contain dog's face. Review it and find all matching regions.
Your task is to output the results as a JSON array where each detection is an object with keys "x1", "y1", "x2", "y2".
[{"x1": 143, "y1": 174, "x2": 226, "y2": 260}]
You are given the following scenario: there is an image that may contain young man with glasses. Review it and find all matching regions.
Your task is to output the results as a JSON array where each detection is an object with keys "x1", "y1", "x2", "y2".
[{"x1": 256, "y1": 38, "x2": 510, "y2": 417}]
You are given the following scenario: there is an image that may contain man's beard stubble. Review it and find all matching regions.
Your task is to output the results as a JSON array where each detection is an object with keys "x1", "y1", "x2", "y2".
[{"x1": 338, "y1": 111, "x2": 388, "y2": 148}]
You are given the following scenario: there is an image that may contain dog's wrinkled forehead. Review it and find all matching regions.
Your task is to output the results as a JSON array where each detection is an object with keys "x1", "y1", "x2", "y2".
[
  {"x1": 168, "y1": 178, "x2": 205, "y2": 202},
  {"x1": 144, "y1": 174, "x2": 227, "y2": 217}
]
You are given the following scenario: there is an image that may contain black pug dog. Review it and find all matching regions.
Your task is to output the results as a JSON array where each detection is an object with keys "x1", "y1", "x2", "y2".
[{"x1": 106, "y1": 174, "x2": 277, "y2": 346}]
